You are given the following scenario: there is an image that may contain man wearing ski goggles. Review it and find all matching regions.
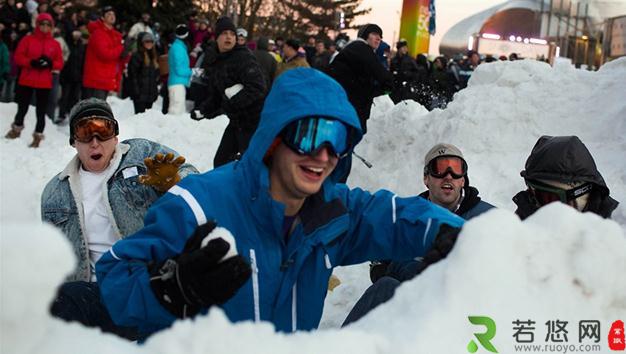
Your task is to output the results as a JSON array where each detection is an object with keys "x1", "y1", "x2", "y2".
[
  {"x1": 280, "y1": 116, "x2": 352, "y2": 158},
  {"x1": 514, "y1": 135, "x2": 618, "y2": 220},
  {"x1": 96, "y1": 68, "x2": 465, "y2": 337},
  {"x1": 263, "y1": 116, "x2": 353, "y2": 203},
  {"x1": 72, "y1": 117, "x2": 118, "y2": 143},
  {"x1": 422, "y1": 144, "x2": 469, "y2": 212},
  {"x1": 43, "y1": 98, "x2": 198, "y2": 340},
  {"x1": 526, "y1": 179, "x2": 593, "y2": 208}
]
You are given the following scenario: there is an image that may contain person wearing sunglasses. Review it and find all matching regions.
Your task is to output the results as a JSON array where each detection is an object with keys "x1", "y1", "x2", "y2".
[
  {"x1": 40, "y1": 98, "x2": 198, "y2": 340},
  {"x1": 95, "y1": 68, "x2": 463, "y2": 338},
  {"x1": 346, "y1": 143, "x2": 495, "y2": 326},
  {"x1": 4, "y1": 13, "x2": 63, "y2": 147},
  {"x1": 513, "y1": 135, "x2": 618, "y2": 220}
]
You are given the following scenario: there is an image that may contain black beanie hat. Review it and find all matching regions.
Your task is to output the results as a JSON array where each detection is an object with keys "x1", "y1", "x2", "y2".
[
  {"x1": 101, "y1": 5, "x2": 114, "y2": 17},
  {"x1": 175, "y1": 24, "x2": 188, "y2": 39},
  {"x1": 358, "y1": 23, "x2": 383, "y2": 40},
  {"x1": 68, "y1": 98, "x2": 118, "y2": 145},
  {"x1": 396, "y1": 39, "x2": 408, "y2": 50},
  {"x1": 284, "y1": 39, "x2": 301, "y2": 50},
  {"x1": 215, "y1": 16, "x2": 236, "y2": 38}
]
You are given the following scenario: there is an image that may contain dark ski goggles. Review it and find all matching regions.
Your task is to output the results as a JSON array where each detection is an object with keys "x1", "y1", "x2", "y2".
[
  {"x1": 73, "y1": 117, "x2": 117, "y2": 143},
  {"x1": 526, "y1": 179, "x2": 593, "y2": 206},
  {"x1": 281, "y1": 117, "x2": 351, "y2": 158},
  {"x1": 426, "y1": 156, "x2": 467, "y2": 179}
]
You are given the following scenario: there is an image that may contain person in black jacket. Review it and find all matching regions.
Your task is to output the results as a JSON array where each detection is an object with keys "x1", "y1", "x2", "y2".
[
  {"x1": 190, "y1": 16, "x2": 266, "y2": 168},
  {"x1": 389, "y1": 39, "x2": 420, "y2": 104},
  {"x1": 327, "y1": 23, "x2": 393, "y2": 135},
  {"x1": 57, "y1": 30, "x2": 85, "y2": 123},
  {"x1": 127, "y1": 32, "x2": 160, "y2": 114},
  {"x1": 252, "y1": 36, "x2": 277, "y2": 90},
  {"x1": 513, "y1": 135, "x2": 619, "y2": 220}
]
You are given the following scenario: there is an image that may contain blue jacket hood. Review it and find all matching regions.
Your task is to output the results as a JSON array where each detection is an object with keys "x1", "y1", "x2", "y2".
[{"x1": 240, "y1": 68, "x2": 362, "y2": 190}]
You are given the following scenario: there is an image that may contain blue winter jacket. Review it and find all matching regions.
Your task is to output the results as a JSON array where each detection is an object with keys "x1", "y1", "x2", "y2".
[
  {"x1": 167, "y1": 38, "x2": 191, "y2": 87},
  {"x1": 96, "y1": 68, "x2": 464, "y2": 335}
]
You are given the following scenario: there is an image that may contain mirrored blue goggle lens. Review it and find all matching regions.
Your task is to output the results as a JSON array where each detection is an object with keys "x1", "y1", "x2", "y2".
[{"x1": 284, "y1": 117, "x2": 349, "y2": 157}]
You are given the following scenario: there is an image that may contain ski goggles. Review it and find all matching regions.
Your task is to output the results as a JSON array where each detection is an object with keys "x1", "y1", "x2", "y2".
[
  {"x1": 73, "y1": 117, "x2": 117, "y2": 143},
  {"x1": 281, "y1": 117, "x2": 351, "y2": 158},
  {"x1": 425, "y1": 156, "x2": 467, "y2": 179},
  {"x1": 526, "y1": 179, "x2": 593, "y2": 205}
]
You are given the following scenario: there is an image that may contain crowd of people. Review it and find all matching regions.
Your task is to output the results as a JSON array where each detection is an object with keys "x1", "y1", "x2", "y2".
[{"x1": 1, "y1": 0, "x2": 620, "y2": 345}]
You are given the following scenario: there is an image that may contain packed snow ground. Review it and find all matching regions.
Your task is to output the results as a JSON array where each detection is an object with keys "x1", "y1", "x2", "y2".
[{"x1": 1, "y1": 58, "x2": 625, "y2": 353}]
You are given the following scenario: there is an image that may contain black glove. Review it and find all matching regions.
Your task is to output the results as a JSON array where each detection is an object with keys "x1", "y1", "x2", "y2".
[
  {"x1": 39, "y1": 55, "x2": 52, "y2": 68},
  {"x1": 205, "y1": 107, "x2": 224, "y2": 119},
  {"x1": 31, "y1": 59, "x2": 42, "y2": 68},
  {"x1": 190, "y1": 109, "x2": 205, "y2": 121},
  {"x1": 421, "y1": 224, "x2": 461, "y2": 267},
  {"x1": 150, "y1": 222, "x2": 251, "y2": 318},
  {"x1": 369, "y1": 261, "x2": 390, "y2": 283}
]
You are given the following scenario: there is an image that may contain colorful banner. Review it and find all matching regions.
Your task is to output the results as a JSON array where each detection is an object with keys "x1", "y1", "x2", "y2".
[{"x1": 399, "y1": 0, "x2": 432, "y2": 56}]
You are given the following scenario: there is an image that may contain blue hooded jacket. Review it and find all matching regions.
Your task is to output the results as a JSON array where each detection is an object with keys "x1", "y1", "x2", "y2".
[{"x1": 97, "y1": 68, "x2": 464, "y2": 335}]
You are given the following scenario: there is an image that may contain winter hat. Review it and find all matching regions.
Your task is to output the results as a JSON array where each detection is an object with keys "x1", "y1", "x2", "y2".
[
  {"x1": 140, "y1": 31, "x2": 154, "y2": 42},
  {"x1": 257, "y1": 36, "x2": 269, "y2": 51},
  {"x1": 520, "y1": 136, "x2": 608, "y2": 192},
  {"x1": 357, "y1": 23, "x2": 383, "y2": 40},
  {"x1": 284, "y1": 39, "x2": 300, "y2": 50},
  {"x1": 175, "y1": 24, "x2": 188, "y2": 39},
  {"x1": 100, "y1": 5, "x2": 115, "y2": 17},
  {"x1": 68, "y1": 98, "x2": 118, "y2": 145},
  {"x1": 36, "y1": 12, "x2": 54, "y2": 27},
  {"x1": 215, "y1": 16, "x2": 236, "y2": 38},
  {"x1": 396, "y1": 39, "x2": 408, "y2": 50},
  {"x1": 423, "y1": 143, "x2": 466, "y2": 174},
  {"x1": 236, "y1": 28, "x2": 248, "y2": 38}
]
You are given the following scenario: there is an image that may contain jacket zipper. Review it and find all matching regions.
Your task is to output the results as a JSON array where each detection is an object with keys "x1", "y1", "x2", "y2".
[{"x1": 249, "y1": 249, "x2": 260, "y2": 322}]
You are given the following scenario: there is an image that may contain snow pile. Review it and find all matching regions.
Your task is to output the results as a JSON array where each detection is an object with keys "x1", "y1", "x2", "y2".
[
  {"x1": 1, "y1": 58, "x2": 626, "y2": 353},
  {"x1": 0, "y1": 224, "x2": 141, "y2": 354},
  {"x1": 351, "y1": 59, "x2": 626, "y2": 225},
  {"x1": 2, "y1": 205, "x2": 624, "y2": 353},
  {"x1": 350, "y1": 205, "x2": 626, "y2": 353}
]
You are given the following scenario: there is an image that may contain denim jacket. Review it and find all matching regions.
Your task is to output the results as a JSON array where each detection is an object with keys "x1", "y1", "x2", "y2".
[{"x1": 41, "y1": 138, "x2": 198, "y2": 281}]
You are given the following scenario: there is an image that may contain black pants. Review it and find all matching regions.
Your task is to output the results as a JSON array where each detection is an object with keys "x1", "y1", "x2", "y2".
[
  {"x1": 213, "y1": 123, "x2": 255, "y2": 168},
  {"x1": 342, "y1": 276, "x2": 401, "y2": 327},
  {"x1": 46, "y1": 73, "x2": 60, "y2": 120},
  {"x1": 132, "y1": 100, "x2": 153, "y2": 114},
  {"x1": 59, "y1": 81, "x2": 82, "y2": 119},
  {"x1": 13, "y1": 85, "x2": 50, "y2": 133},
  {"x1": 82, "y1": 87, "x2": 108, "y2": 100},
  {"x1": 50, "y1": 281, "x2": 139, "y2": 341}
]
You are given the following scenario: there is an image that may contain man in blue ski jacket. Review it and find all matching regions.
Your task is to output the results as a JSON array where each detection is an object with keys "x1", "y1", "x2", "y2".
[{"x1": 96, "y1": 68, "x2": 464, "y2": 336}]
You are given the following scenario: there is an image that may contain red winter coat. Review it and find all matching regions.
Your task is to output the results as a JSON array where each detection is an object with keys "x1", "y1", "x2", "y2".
[
  {"x1": 15, "y1": 13, "x2": 63, "y2": 89},
  {"x1": 83, "y1": 19, "x2": 124, "y2": 91}
]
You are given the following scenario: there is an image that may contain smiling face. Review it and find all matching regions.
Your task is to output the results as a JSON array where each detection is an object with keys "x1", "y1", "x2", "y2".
[
  {"x1": 217, "y1": 30, "x2": 236, "y2": 52},
  {"x1": 74, "y1": 136, "x2": 118, "y2": 173},
  {"x1": 424, "y1": 173, "x2": 465, "y2": 211},
  {"x1": 269, "y1": 142, "x2": 338, "y2": 215}
]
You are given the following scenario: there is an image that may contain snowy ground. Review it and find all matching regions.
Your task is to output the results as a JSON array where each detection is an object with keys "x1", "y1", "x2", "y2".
[{"x1": 1, "y1": 58, "x2": 625, "y2": 353}]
